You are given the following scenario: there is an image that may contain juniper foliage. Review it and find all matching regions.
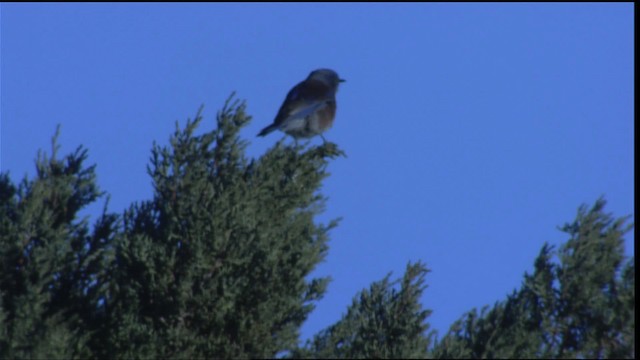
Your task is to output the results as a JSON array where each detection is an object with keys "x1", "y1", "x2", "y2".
[{"x1": 0, "y1": 98, "x2": 633, "y2": 359}]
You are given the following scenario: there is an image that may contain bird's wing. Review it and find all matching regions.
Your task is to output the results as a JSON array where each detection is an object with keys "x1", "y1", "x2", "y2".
[{"x1": 272, "y1": 79, "x2": 332, "y2": 126}]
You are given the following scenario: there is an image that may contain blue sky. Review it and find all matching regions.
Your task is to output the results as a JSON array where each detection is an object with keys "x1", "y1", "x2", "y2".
[{"x1": 1, "y1": 3, "x2": 634, "y2": 342}]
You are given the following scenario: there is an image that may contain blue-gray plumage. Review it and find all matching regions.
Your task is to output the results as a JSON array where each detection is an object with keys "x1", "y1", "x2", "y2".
[{"x1": 258, "y1": 69, "x2": 345, "y2": 140}]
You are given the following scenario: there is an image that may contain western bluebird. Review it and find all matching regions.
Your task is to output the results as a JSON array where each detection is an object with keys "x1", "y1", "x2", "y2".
[{"x1": 257, "y1": 68, "x2": 345, "y2": 142}]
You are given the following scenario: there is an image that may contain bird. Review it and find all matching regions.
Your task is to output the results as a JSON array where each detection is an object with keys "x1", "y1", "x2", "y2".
[{"x1": 257, "y1": 68, "x2": 345, "y2": 142}]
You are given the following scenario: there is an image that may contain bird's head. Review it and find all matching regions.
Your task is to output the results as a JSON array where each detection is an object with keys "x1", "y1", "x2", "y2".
[{"x1": 308, "y1": 68, "x2": 346, "y2": 89}]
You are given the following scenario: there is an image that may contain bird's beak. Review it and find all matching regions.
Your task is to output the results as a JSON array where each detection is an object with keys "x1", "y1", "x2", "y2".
[{"x1": 339, "y1": 78, "x2": 346, "y2": 83}]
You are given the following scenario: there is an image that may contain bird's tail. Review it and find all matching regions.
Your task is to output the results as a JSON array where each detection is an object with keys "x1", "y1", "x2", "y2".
[{"x1": 257, "y1": 124, "x2": 278, "y2": 137}]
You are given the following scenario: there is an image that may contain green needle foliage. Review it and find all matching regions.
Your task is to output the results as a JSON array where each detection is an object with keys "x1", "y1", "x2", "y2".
[
  {"x1": 295, "y1": 262, "x2": 433, "y2": 359},
  {"x1": 0, "y1": 127, "x2": 116, "y2": 359},
  {"x1": 432, "y1": 199, "x2": 635, "y2": 359},
  {"x1": 0, "y1": 96, "x2": 634, "y2": 359},
  {"x1": 100, "y1": 98, "x2": 342, "y2": 358}
]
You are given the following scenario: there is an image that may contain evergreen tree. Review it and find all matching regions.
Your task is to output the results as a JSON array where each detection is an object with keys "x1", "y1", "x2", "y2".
[
  {"x1": 0, "y1": 129, "x2": 115, "y2": 359},
  {"x1": 99, "y1": 98, "x2": 343, "y2": 358},
  {"x1": 431, "y1": 199, "x2": 635, "y2": 359},
  {"x1": 295, "y1": 262, "x2": 433, "y2": 359},
  {"x1": 0, "y1": 97, "x2": 634, "y2": 358}
]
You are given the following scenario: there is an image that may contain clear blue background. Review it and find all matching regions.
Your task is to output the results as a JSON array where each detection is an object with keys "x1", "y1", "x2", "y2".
[{"x1": 1, "y1": 3, "x2": 634, "y2": 342}]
